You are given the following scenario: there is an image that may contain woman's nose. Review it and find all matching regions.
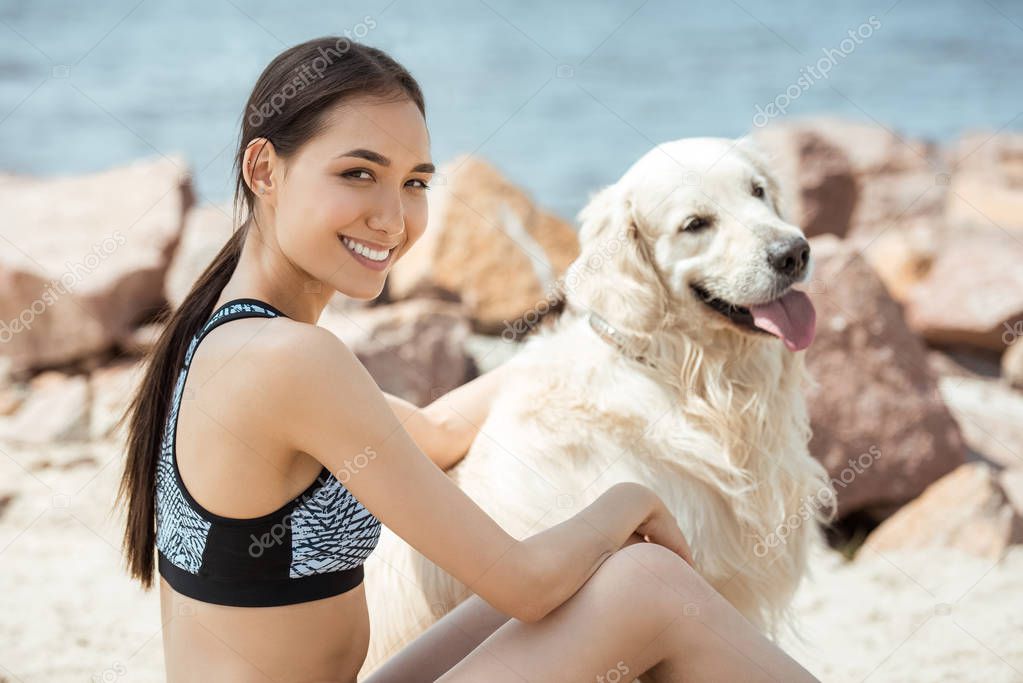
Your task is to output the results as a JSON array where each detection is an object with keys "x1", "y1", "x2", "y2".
[{"x1": 367, "y1": 212, "x2": 405, "y2": 242}]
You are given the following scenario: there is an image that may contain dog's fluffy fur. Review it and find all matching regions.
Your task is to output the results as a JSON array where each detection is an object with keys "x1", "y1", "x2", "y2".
[{"x1": 361, "y1": 137, "x2": 837, "y2": 672}]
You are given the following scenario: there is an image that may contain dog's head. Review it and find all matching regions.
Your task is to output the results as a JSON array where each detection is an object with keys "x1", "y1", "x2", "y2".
[{"x1": 573, "y1": 137, "x2": 816, "y2": 351}]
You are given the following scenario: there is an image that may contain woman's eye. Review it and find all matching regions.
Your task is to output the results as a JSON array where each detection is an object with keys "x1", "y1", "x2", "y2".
[
  {"x1": 406, "y1": 178, "x2": 430, "y2": 191},
  {"x1": 680, "y1": 216, "x2": 711, "y2": 233},
  {"x1": 342, "y1": 169, "x2": 373, "y2": 181},
  {"x1": 752, "y1": 184, "x2": 765, "y2": 199}
]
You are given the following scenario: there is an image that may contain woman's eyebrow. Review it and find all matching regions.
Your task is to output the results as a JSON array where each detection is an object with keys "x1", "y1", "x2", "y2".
[{"x1": 336, "y1": 148, "x2": 435, "y2": 174}]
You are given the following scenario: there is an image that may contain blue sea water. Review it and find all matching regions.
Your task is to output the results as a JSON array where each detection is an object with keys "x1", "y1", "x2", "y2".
[{"x1": 1, "y1": 0, "x2": 1020, "y2": 221}]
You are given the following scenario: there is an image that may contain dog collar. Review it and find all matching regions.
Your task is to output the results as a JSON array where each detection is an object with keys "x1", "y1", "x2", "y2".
[{"x1": 586, "y1": 311, "x2": 659, "y2": 370}]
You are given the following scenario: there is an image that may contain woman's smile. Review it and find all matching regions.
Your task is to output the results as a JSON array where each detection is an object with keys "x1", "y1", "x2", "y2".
[{"x1": 339, "y1": 233, "x2": 397, "y2": 271}]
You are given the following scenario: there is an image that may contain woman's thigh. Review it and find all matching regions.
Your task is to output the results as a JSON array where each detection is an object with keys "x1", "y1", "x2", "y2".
[
  {"x1": 436, "y1": 543, "x2": 714, "y2": 683},
  {"x1": 362, "y1": 592, "x2": 513, "y2": 683}
]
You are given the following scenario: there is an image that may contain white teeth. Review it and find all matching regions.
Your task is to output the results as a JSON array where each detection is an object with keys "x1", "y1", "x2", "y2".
[{"x1": 342, "y1": 236, "x2": 390, "y2": 262}]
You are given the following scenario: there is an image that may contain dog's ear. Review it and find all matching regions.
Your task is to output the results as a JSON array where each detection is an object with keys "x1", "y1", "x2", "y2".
[
  {"x1": 581, "y1": 183, "x2": 626, "y2": 244},
  {"x1": 577, "y1": 181, "x2": 662, "y2": 275},
  {"x1": 735, "y1": 136, "x2": 788, "y2": 221},
  {"x1": 577, "y1": 183, "x2": 633, "y2": 247}
]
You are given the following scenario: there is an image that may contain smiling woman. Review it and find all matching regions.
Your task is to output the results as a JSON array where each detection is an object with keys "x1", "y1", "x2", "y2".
[{"x1": 114, "y1": 36, "x2": 819, "y2": 683}]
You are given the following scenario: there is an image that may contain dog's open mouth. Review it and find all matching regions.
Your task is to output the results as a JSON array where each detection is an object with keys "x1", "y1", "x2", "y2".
[
  {"x1": 690, "y1": 283, "x2": 817, "y2": 351},
  {"x1": 690, "y1": 283, "x2": 759, "y2": 330}
]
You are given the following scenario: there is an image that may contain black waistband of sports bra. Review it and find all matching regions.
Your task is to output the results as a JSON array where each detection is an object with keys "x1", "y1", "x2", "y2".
[{"x1": 158, "y1": 551, "x2": 364, "y2": 607}]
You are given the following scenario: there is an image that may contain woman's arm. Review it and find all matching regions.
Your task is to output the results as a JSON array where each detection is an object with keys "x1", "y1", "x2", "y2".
[
  {"x1": 272, "y1": 325, "x2": 667, "y2": 623},
  {"x1": 419, "y1": 362, "x2": 515, "y2": 470},
  {"x1": 381, "y1": 361, "x2": 511, "y2": 470},
  {"x1": 381, "y1": 392, "x2": 449, "y2": 468}
]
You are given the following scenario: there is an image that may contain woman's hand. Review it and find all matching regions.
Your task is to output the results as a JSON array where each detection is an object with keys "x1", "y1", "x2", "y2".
[
  {"x1": 633, "y1": 493, "x2": 695, "y2": 566},
  {"x1": 620, "y1": 531, "x2": 647, "y2": 549}
]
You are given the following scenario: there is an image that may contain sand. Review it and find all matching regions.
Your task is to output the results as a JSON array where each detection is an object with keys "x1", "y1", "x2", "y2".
[
  {"x1": 1, "y1": 436, "x2": 1021, "y2": 682},
  {"x1": 780, "y1": 542, "x2": 1023, "y2": 682}
]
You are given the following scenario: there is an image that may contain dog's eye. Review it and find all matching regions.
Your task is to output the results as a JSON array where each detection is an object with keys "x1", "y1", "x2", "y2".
[
  {"x1": 680, "y1": 216, "x2": 712, "y2": 233},
  {"x1": 752, "y1": 184, "x2": 765, "y2": 199}
]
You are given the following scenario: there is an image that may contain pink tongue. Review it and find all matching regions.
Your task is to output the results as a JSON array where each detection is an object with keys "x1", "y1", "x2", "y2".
[{"x1": 749, "y1": 290, "x2": 817, "y2": 351}]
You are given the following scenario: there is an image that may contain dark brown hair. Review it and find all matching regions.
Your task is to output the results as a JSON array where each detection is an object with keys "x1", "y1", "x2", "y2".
[{"x1": 114, "y1": 37, "x2": 425, "y2": 588}]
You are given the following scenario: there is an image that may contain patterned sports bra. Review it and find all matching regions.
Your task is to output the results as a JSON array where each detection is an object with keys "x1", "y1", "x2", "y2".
[{"x1": 155, "y1": 298, "x2": 382, "y2": 607}]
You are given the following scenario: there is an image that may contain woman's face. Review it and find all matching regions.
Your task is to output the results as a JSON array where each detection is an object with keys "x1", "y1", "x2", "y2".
[{"x1": 257, "y1": 96, "x2": 433, "y2": 300}]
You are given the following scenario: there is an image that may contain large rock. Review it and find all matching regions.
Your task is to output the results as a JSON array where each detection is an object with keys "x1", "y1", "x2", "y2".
[
  {"x1": 0, "y1": 382, "x2": 25, "y2": 417},
  {"x1": 757, "y1": 117, "x2": 944, "y2": 242},
  {"x1": 863, "y1": 462, "x2": 1023, "y2": 560},
  {"x1": 855, "y1": 221, "x2": 937, "y2": 303},
  {"x1": 1004, "y1": 338, "x2": 1023, "y2": 390},
  {"x1": 316, "y1": 299, "x2": 474, "y2": 407},
  {"x1": 1002, "y1": 467, "x2": 1023, "y2": 519},
  {"x1": 903, "y1": 230, "x2": 1023, "y2": 351},
  {"x1": 0, "y1": 371, "x2": 90, "y2": 444},
  {"x1": 937, "y1": 375, "x2": 1023, "y2": 469},
  {"x1": 805, "y1": 236, "x2": 966, "y2": 519},
  {"x1": 860, "y1": 133, "x2": 1023, "y2": 343},
  {"x1": 0, "y1": 157, "x2": 192, "y2": 373},
  {"x1": 752, "y1": 122, "x2": 858, "y2": 238},
  {"x1": 925, "y1": 347, "x2": 1002, "y2": 384},
  {"x1": 945, "y1": 132, "x2": 1023, "y2": 232},
  {"x1": 387, "y1": 156, "x2": 579, "y2": 333},
  {"x1": 89, "y1": 359, "x2": 146, "y2": 441},
  {"x1": 802, "y1": 118, "x2": 932, "y2": 176},
  {"x1": 0, "y1": 356, "x2": 23, "y2": 416},
  {"x1": 947, "y1": 174, "x2": 1023, "y2": 232},
  {"x1": 164, "y1": 203, "x2": 235, "y2": 308},
  {"x1": 851, "y1": 169, "x2": 946, "y2": 240},
  {"x1": 118, "y1": 321, "x2": 165, "y2": 357}
]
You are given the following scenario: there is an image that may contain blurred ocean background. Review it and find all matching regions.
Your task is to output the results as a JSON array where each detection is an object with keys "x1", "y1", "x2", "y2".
[{"x1": 1, "y1": 0, "x2": 1021, "y2": 220}]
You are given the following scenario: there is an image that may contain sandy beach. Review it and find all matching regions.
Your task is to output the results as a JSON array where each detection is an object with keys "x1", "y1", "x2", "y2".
[{"x1": 2, "y1": 416, "x2": 1021, "y2": 682}]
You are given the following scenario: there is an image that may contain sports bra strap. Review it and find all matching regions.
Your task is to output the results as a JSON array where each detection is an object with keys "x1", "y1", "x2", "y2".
[
  {"x1": 179, "y1": 298, "x2": 289, "y2": 372},
  {"x1": 195, "y1": 297, "x2": 289, "y2": 344}
]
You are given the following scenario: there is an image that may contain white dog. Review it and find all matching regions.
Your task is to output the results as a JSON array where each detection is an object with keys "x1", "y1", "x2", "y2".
[{"x1": 361, "y1": 137, "x2": 836, "y2": 672}]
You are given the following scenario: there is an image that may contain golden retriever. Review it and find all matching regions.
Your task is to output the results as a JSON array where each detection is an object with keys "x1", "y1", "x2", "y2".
[{"x1": 361, "y1": 137, "x2": 837, "y2": 672}]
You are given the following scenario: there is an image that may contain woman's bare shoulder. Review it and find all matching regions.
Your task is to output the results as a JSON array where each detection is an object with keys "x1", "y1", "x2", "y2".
[
  {"x1": 197, "y1": 317, "x2": 355, "y2": 421},
  {"x1": 241, "y1": 319, "x2": 360, "y2": 403},
  {"x1": 220, "y1": 315, "x2": 346, "y2": 364}
]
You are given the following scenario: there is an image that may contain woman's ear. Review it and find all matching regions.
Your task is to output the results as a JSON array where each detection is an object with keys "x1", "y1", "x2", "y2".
[{"x1": 243, "y1": 137, "x2": 277, "y2": 199}]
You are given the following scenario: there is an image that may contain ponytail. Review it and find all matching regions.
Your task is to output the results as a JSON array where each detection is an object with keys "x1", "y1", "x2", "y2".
[{"x1": 114, "y1": 224, "x2": 248, "y2": 586}]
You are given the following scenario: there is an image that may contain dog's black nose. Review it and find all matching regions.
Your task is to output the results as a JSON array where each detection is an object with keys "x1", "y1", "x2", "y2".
[{"x1": 767, "y1": 237, "x2": 810, "y2": 278}]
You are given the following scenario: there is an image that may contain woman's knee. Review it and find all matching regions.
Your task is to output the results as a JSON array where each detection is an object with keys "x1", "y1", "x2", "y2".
[{"x1": 599, "y1": 542, "x2": 717, "y2": 614}]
